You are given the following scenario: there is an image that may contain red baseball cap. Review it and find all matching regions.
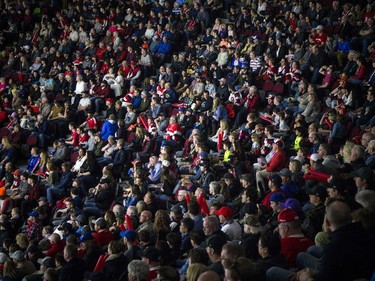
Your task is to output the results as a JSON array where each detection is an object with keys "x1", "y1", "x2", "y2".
[
  {"x1": 214, "y1": 206, "x2": 233, "y2": 219},
  {"x1": 278, "y1": 209, "x2": 299, "y2": 223}
]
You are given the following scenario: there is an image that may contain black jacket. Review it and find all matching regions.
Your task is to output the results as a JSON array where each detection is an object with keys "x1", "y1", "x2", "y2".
[
  {"x1": 254, "y1": 254, "x2": 288, "y2": 281},
  {"x1": 59, "y1": 258, "x2": 85, "y2": 281},
  {"x1": 315, "y1": 222, "x2": 375, "y2": 281},
  {"x1": 103, "y1": 254, "x2": 129, "y2": 281}
]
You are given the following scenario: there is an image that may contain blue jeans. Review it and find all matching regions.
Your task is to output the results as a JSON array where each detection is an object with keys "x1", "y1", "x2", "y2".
[
  {"x1": 296, "y1": 252, "x2": 320, "y2": 270},
  {"x1": 83, "y1": 206, "x2": 102, "y2": 217},
  {"x1": 266, "y1": 267, "x2": 294, "y2": 281},
  {"x1": 32, "y1": 132, "x2": 46, "y2": 148},
  {"x1": 47, "y1": 186, "x2": 64, "y2": 204}
]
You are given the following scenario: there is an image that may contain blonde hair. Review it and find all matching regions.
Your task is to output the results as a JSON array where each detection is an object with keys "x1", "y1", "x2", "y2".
[
  {"x1": 187, "y1": 263, "x2": 209, "y2": 281},
  {"x1": 342, "y1": 141, "x2": 355, "y2": 163},
  {"x1": 219, "y1": 119, "x2": 230, "y2": 132},
  {"x1": 1, "y1": 136, "x2": 11, "y2": 149},
  {"x1": 289, "y1": 160, "x2": 302, "y2": 172},
  {"x1": 212, "y1": 97, "x2": 221, "y2": 111},
  {"x1": 251, "y1": 133, "x2": 260, "y2": 142},
  {"x1": 15, "y1": 233, "x2": 29, "y2": 249}
]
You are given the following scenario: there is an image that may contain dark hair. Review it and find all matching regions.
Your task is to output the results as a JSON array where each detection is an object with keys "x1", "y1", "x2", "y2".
[
  {"x1": 188, "y1": 200, "x2": 200, "y2": 216},
  {"x1": 189, "y1": 230, "x2": 205, "y2": 245},
  {"x1": 259, "y1": 233, "x2": 281, "y2": 256},
  {"x1": 138, "y1": 229, "x2": 151, "y2": 244},
  {"x1": 181, "y1": 217, "x2": 195, "y2": 232},
  {"x1": 188, "y1": 248, "x2": 209, "y2": 265},
  {"x1": 243, "y1": 188, "x2": 258, "y2": 202},
  {"x1": 157, "y1": 266, "x2": 179, "y2": 281},
  {"x1": 265, "y1": 125, "x2": 274, "y2": 134},
  {"x1": 166, "y1": 232, "x2": 182, "y2": 250},
  {"x1": 70, "y1": 188, "x2": 79, "y2": 196}
]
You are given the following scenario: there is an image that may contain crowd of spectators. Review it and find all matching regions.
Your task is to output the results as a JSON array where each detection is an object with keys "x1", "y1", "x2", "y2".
[{"x1": 0, "y1": 0, "x2": 374, "y2": 281}]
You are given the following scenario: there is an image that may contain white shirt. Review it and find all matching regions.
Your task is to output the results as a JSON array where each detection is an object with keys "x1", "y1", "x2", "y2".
[
  {"x1": 75, "y1": 80, "x2": 87, "y2": 95},
  {"x1": 221, "y1": 220, "x2": 242, "y2": 241}
]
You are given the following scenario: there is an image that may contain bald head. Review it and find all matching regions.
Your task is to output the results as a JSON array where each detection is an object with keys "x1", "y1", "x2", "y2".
[
  {"x1": 197, "y1": 270, "x2": 221, "y2": 281},
  {"x1": 141, "y1": 210, "x2": 152, "y2": 220},
  {"x1": 326, "y1": 201, "x2": 352, "y2": 231}
]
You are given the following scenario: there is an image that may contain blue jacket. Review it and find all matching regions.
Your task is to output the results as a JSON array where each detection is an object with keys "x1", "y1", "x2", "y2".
[
  {"x1": 164, "y1": 89, "x2": 177, "y2": 103},
  {"x1": 101, "y1": 120, "x2": 118, "y2": 141},
  {"x1": 132, "y1": 95, "x2": 142, "y2": 108},
  {"x1": 155, "y1": 41, "x2": 172, "y2": 55},
  {"x1": 27, "y1": 155, "x2": 40, "y2": 172},
  {"x1": 54, "y1": 171, "x2": 73, "y2": 192},
  {"x1": 337, "y1": 40, "x2": 351, "y2": 54}
]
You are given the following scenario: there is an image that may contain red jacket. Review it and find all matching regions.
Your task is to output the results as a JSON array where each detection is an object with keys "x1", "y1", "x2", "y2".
[
  {"x1": 243, "y1": 94, "x2": 259, "y2": 112},
  {"x1": 266, "y1": 149, "x2": 286, "y2": 172},
  {"x1": 93, "y1": 230, "x2": 114, "y2": 247},
  {"x1": 46, "y1": 240, "x2": 66, "y2": 257}
]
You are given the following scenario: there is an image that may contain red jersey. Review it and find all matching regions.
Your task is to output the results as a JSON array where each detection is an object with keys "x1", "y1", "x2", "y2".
[
  {"x1": 79, "y1": 133, "x2": 89, "y2": 145},
  {"x1": 71, "y1": 129, "x2": 79, "y2": 147},
  {"x1": 281, "y1": 235, "x2": 313, "y2": 267},
  {"x1": 166, "y1": 123, "x2": 182, "y2": 140},
  {"x1": 86, "y1": 117, "x2": 98, "y2": 129}
]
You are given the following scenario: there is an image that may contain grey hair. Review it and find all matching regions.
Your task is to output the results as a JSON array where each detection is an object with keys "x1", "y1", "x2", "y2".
[
  {"x1": 352, "y1": 145, "x2": 366, "y2": 160},
  {"x1": 204, "y1": 216, "x2": 220, "y2": 231},
  {"x1": 128, "y1": 260, "x2": 149, "y2": 281},
  {"x1": 355, "y1": 190, "x2": 375, "y2": 212},
  {"x1": 209, "y1": 181, "x2": 220, "y2": 193}
]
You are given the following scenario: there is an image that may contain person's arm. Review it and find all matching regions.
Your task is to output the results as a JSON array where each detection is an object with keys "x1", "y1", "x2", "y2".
[{"x1": 149, "y1": 164, "x2": 161, "y2": 182}]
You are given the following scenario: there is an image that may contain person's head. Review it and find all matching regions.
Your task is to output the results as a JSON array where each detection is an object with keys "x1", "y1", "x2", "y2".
[
  {"x1": 140, "y1": 210, "x2": 152, "y2": 224},
  {"x1": 307, "y1": 184, "x2": 327, "y2": 205},
  {"x1": 222, "y1": 257, "x2": 253, "y2": 281},
  {"x1": 157, "y1": 266, "x2": 179, "y2": 281},
  {"x1": 258, "y1": 232, "x2": 281, "y2": 258},
  {"x1": 43, "y1": 267, "x2": 58, "y2": 281},
  {"x1": 361, "y1": 132, "x2": 375, "y2": 148},
  {"x1": 220, "y1": 243, "x2": 245, "y2": 266},
  {"x1": 128, "y1": 260, "x2": 149, "y2": 281},
  {"x1": 197, "y1": 270, "x2": 221, "y2": 281},
  {"x1": 350, "y1": 145, "x2": 365, "y2": 162},
  {"x1": 63, "y1": 245, "x2": 77, "y2": 262},
  {"x1": 268, "y1": 174, "x2": 282, "y2": 191},
  {"x1": 3, "y1": 260, "x2": 18, "y2": 279},
  {"x1": 61, "y1": 162, "x2": 70, "y2": 172},
  {"x1": 214, "y1": 206, "x2": 233, "y2": 224},
  {"x1": 108, "y1": 240, "x2": 124, "y2": 255},
  {"x1": 277, "y1": 208, "x2": 302, "y2": 238},
  {"x1": 355, "y1": 190, "x2": 375, "y2": 212},
  {"x1": 177, "y1": 189, "x2": 187, "y2": 202},
  {"x1": 326, "y1": 200, "x2": 352, "y2": 232},
  {"x1": 180, "y1": 217, "x2": 195, "y2": 234},
  {"x1": 206, "y1": 234, "x2": 227, "y2": 259},
  {"x1": 154, "y1": 210, "x2": 171, "y2": 232},
  {"x1": 240, "y1": 174, "x2": 252, "y2": 188},
  {"x1": 367, "y1": 87, "x2": 375, "y2": 102},
  {"x1": 352, "y1": 167, "x2": 374, "y2": 190},
  {"x1": 269, "y1": 192, "x2": 285, "y2": 212},
  {"x1": 187, "y1": 263, "x2": 209, "y2": 281},
  {"x1": 203, "y1": 216, "x2": 220, "y2": 236},
  {"x1": 317, "y1": 143, "x2": 330, "y2": 159},
  {"x1": 144, "y1": 191, "x2": 155, "y2": 204}
]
